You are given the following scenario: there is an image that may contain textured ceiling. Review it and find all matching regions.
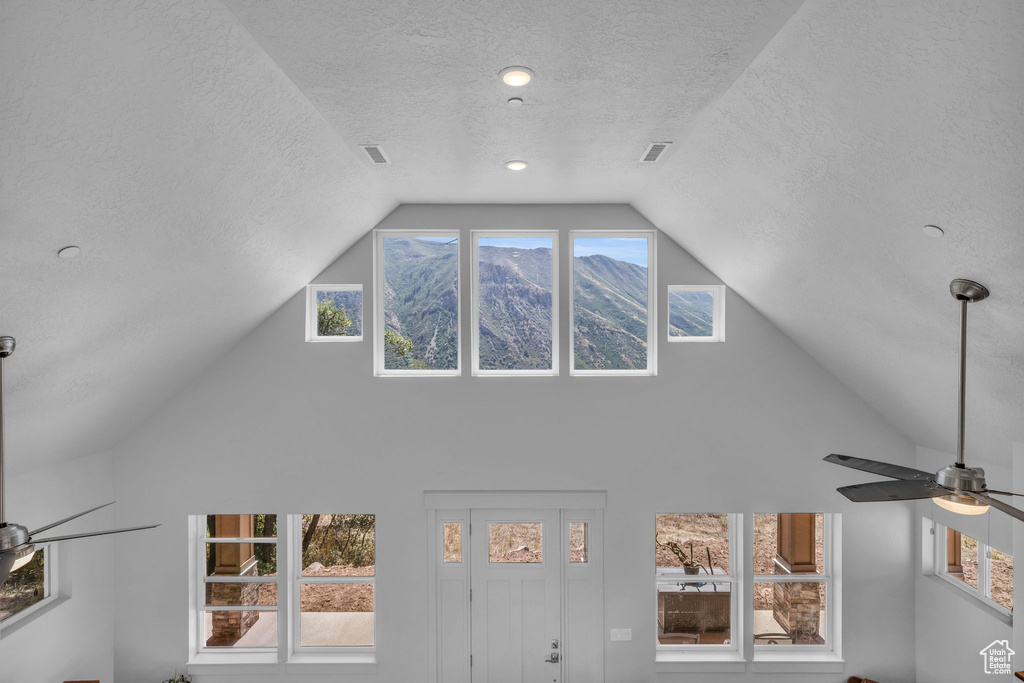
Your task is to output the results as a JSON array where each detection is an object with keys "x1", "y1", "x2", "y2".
[
  {"x1": 635, "y1": 0, "x2": 1024, "y2": 466},
  {"x1": 2, "y1": 0, "x2": 1023, "y2": 474},
  {"x1": 222, "y1": 0, "x2": 805, "y2": 202},
  {"x1": 0, "y1": 0, "x2": 396, "y2": 472}
]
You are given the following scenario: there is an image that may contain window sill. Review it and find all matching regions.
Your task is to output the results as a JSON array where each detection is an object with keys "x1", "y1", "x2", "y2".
[
  {"x1": 927, "y1": 573, "x2": 1013, "y2": 626},
  {"x1": 0, "y1": 595, "x2": 66, "y2": 639},
  {"x1": 187, "y1": 653, "x2": 279, "y2": 676},
  {"x1": 186, "y1": 653, "x2": 378, "y2": 676},
  {"x1": 286, "y1": 653, "x2": 377, "y2": 674},
  {"x1": 751, "y1": 650, "x2": 844, "y2": 673},
  {"x1": 654, "y1": 651, "x2": 746, "y2": 673}
]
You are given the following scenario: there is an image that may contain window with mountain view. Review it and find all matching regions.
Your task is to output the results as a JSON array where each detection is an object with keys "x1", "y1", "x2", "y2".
[
  {"x1": 667, "y1": 285, "x2": 725, "y2": 342},
  {"x1": 473, "y1": 233, "x2": 557, "y2": 374},
  {"x1": 307, "y1": 285, "x2": 362, "y2": 342},
  {"x1": 375, "y1": 233, "x2": 460, "y2": 375},
  {"x1": 571, "y1": 233, "x2": 655, "y2": 374}
]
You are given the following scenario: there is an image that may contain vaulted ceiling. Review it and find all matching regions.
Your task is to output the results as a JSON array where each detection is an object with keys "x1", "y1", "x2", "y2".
[{"x1": 1, "y1": 0, "x2": 1022, "y2": 474}]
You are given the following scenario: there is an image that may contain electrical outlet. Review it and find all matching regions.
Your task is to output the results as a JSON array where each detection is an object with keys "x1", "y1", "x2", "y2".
[{"x1": 610, "y1": 628, "x2": 632, "y2": 641}]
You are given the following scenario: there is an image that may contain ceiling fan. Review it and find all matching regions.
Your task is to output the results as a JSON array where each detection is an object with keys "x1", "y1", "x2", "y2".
[
  {"x1": 0, "y1": 335, "x2": 159, "y2": 585},
  {"x1": 824, "y1": 279, "x2": 1024, "y2": 522}
]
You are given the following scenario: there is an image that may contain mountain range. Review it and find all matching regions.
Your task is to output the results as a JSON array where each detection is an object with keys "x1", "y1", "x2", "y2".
[{"x1": 381, "y1": 238, "x2": 663, "y2": 370}]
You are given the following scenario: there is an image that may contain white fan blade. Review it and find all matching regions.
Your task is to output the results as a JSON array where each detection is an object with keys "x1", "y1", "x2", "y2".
[
  {"x1": 968, "y1": 492, "x2": 1024, "y2": 523},
  {"x1": 31, "y1": 524, "x2": 160, "y2": 545},
  {"x1": 29, "y1": 501, "x2": 115, "y2": 536}
]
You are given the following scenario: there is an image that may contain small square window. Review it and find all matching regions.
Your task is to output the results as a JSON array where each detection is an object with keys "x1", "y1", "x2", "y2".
[
  {"x1": 307, "y1": 285, "x2": 363, "y2": 342},
  {"x1": 667, "y1": 285, "x2": 725, "y2": 342}
]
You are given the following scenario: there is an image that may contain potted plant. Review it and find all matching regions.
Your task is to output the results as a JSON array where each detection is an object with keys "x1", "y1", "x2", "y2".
[
  {"x1": 657, "y1": 537, "x2": 704, "y2": 574},
  {"x1": 162, "y1": 674, "x2": 192, "y2": 683}
]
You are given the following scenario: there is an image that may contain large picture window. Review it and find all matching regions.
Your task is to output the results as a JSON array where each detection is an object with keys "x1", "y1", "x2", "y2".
[
  {"x1": 752, "y1": 513, "x2": 835, "y2": 650},
  {"x1": 295, "y1": 514, "x2": 375, "y2": 650},
  {"x1": 655, "y1": 513, "x2": 737, "y2": 651},
  {"x1": 570, "y1": 232, "x2": 655, "y2": 375},
  {"x1": 197, "y1": 515, "x2": 278, "y2": 652},
  {"x1": 471, "y1": 231, "x2": 558, "y2": 375},
  {"x1": 374, "y1": 232, "x2": 460, "y2": 376}
]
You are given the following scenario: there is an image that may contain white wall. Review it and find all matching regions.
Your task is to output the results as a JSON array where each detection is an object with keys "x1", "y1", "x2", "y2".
[
  {"x1": 0, "y1": 450, "x2": 116, "y2": 683},
  {"x1": 915, "y1": 446, "x2": 1014, "y2": 683},
  {"x1": 110, "y1": 204, "x2": 917, "y2": 682}
]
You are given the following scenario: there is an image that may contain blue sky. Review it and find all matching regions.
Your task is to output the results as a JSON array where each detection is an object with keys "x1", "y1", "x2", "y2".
[
  {"x1": 478, "y1": 237, "x2": 553, "y2": 250},
  {"x1": 573, "y1": 237, "x2": 648, "y2": 267}
]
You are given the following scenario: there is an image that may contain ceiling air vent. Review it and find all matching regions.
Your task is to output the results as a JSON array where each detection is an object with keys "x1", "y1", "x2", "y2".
[
  {"x1": 360, "y1": 144, "x2": 390, "y2": 164},
  {"x1": 639, "y1": 142, "x2": 672, "y2": 163}
]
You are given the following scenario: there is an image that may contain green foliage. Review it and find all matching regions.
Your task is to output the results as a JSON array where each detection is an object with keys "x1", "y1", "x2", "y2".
[
  {"x1": 301, "y1": 514, "x2": 376, "y2": 568},
  {"x1": 384, "y1": 328, "x2": 413, "y2": 356},
  {"x1": 317, "y1": 299, "x2": 353, "y2": 337},
  {"x1": 162, "y1": 673, "x2": 192, "y2": 683}
]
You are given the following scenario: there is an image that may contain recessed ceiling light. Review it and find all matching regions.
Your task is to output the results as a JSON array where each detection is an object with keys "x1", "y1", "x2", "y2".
[
  {"x1": 504, "y1": 160, "x2": 528, "y2": 171},
  {"x1": 499, "y1": 66, "x2": 534, "y2": 87},
  {"x1": 507, "y1": 97, "x2": 524, "y2": 107},
  {"x1": 922, "y1": 225, "x2": 944, "y2": 238},
  {"x1": 57, "y1": 246, "x2": 81, "y2": 259}
]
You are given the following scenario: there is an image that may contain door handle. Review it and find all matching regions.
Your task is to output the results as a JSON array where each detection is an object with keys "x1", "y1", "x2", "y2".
[{"x1": 544, "y1": 652, "x2": 560, "y2": 663}]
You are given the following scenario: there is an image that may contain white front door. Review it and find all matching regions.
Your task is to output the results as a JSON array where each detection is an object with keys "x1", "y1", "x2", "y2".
[{"x1": 470, "y1": 508, "x2": 562, "y2": 683}]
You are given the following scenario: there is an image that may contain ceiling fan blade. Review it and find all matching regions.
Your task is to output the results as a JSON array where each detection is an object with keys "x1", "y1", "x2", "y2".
[
  {"x1": 836, "y1": 479, "x2": 946, "y2": 502},
  {"x1": 30, "y1": 523, "x2": 160, "y2": 545},
  {"x1": 29, "y1": 501, "x2": 116, "y2": 536},
  {"x1": 824, "y1": 453, "x2": 935, "y2": 481},
  {"x1": 968, "y1": 492, "x2": 1024, "y2": 523},
  {"x1": 981, "y1": 489, "x2": 1024, "y2": 497}
]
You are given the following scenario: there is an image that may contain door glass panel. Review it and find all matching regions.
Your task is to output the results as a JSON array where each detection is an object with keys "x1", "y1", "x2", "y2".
[
  {"x1": 657, "y1": 582, "x2": 731, "y2": 645},
  {"x1": 299, "y1": 584, "x2": 374, "y2": 646},
  {"x1": 570, "y1": 522, "x2": 588, "y2": 563},
  {"x1": 443, "y1": 522, "x2": 462, "y2": 563},
  {"x1": 489, "y1": 522, "x2": 542, "y2": 563},
  {"x1": 205, "y1": 543, "x2": 277, "y2": 577},
  {"x1": 753, "y1": 581, "x2": 826, "y2": 645}
]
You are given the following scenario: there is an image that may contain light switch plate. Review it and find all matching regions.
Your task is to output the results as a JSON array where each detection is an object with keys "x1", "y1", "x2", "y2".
[{"x1": 610, "y1": 628, "x2": 632, "y2": 641}]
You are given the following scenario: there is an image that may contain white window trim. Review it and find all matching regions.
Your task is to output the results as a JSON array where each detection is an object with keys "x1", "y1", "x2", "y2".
[
  {"x1": 569, "y1": 230, "x2": 657, "y2": 376},
  {"x1": 306, "y1": 285, "x2": 363, "y2": 342},
  {"x1": 933, "y1": 521, "x2": 1012, "y2": 618},
  {"x1": 655, "y1": 513, "x2": 844, "y2": 674},
  {"x1": 0, "y1": 543, "x2": 58, "y2": 637},
  {"x1": 190, "y1": 518, "x2": 281, "y2": 661},
  {"x1": 187, "y1": 515, "x2": 377, "y2": 675},
  {"x1": 288, "y1": 514, "x2": 376, "y2": 657},
  {"x1": 373, "y1": 230, "x2": 461, "y2": 377},
  {"x1": 655, "y1": 513, "x2": 743, "y2": 666},
  {"x1": 666, "y1": 285, "x2": 725, "y2": 343},
  {"x1": 751, "y1": 513, "x2": 841, "y2": 665},
  {"x1": 470, "y1": 230, "x2": 559, "y2": 376}
]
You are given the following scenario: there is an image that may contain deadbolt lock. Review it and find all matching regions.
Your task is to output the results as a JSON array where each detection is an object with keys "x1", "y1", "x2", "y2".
[{"x1": 551, "y1": 639, "x2": 559, "y2": 649}]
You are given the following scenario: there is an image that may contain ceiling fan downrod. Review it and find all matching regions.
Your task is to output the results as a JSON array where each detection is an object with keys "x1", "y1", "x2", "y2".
[
  {"x1": 0, "y1": 335, "x2": 14, "y2": 527},
  {"x1": 949, "y1": 279, "x2": 988, "y2": 468}
]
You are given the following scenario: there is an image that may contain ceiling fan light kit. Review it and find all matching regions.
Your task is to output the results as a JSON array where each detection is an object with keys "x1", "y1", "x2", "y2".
[
  {"x1": 0, "y1": 336, "x2": 160, "y2": 585},
  {"x1": 823, "y1": 279, "x2": 1024, "y2": 522}
]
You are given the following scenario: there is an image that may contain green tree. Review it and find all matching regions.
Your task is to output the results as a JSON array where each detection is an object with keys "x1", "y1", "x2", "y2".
[
  {"x1": 317, "y1": 299, "x2": 353, "y2": 337},
  {"x1": 384, "y1": 328, "x2": 414, "y2": 356}
]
